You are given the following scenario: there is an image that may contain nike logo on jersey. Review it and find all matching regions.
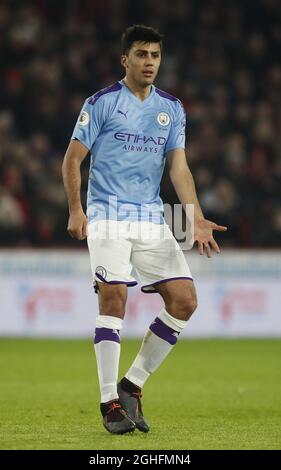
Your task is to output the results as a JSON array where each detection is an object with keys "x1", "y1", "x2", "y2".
[{"x1": 117, "y1": 109, "x2": 128, "y2": 119}]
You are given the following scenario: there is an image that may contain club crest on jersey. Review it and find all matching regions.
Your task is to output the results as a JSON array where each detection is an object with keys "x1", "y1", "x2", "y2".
[
  {"x1": 79, "y1": 111, "x2": 89, "y2": 126},
  {"x1": 157, "y1": 112, "x2": 170, "y2": 126}
]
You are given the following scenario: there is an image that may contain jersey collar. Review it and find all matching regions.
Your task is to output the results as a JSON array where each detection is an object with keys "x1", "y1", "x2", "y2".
[{"x1": 119, "y1": 78, "x2": 155, "y2": 105}]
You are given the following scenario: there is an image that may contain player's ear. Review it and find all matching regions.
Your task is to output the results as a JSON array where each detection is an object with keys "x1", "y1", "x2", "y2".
[{"x1": 121, "y1": 55, "x2": 127, "y2": 69}]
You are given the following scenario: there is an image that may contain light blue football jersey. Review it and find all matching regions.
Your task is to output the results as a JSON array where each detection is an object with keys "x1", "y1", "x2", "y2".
[{"x1": 71, "y1": 79, "x2": 186, "y2": 224}]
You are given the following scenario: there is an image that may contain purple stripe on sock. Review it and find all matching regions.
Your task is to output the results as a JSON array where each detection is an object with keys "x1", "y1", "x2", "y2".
[
  {"x1": 94, "y1": 327, "x2": 120, "y2": 344},
  {"x1": 149, "y1": 317, "x2": 179, "y2": 345}
]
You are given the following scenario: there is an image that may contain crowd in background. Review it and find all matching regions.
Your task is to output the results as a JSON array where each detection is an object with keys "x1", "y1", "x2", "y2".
[{"x1": 0, "y1": 0, "x2": 280, "y2": 247}]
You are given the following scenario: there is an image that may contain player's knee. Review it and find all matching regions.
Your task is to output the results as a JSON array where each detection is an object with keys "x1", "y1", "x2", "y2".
[
  {"x1": 185, "y1": 296, "x2": 198, "y2": 318},
  {"x1": 100, "y1": 294, "x2": 126, "y2": 316},
  {"x1": 98, "y1": 284, "x2": 127, "y2": 316},
  {"x1": 167, "y1": 294, "x2": 197, "y2": 321}
]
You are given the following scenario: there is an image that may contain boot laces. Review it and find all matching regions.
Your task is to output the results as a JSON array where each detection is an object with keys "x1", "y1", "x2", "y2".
[{"x1": 107, "y1": 402, "x2": 121, "y2": 414}]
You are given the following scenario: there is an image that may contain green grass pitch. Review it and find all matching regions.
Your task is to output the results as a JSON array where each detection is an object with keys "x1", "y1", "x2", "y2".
[{"x1": 0, "y1": 338, "x2": 280, "y2": 450}]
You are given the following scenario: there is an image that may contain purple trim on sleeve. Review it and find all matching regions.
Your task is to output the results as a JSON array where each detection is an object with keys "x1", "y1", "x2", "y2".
[
  {"x1": 155, "y1": 88, "x2": 179, "y2": 102},
  {"x1": 95, "y1": 272, "x2": 138, "y2": 287},
  {"x1": 94, "y1": 327, "x2": 120, "y2": 344},
  {"x1": 141, "y1": 276, "x2": 193, "y2": 293},
  {"x1": 149, "y1": 317, "x2": 179, "y2": 345},
  {"x1": 88, "y1": 82, "x2": 122, "y2": 105}
]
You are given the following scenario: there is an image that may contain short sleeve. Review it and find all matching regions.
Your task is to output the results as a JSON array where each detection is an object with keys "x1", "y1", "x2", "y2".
[
  {"x1": 164, "y1": 101, "x2": 186, "y2": 153},
  {"x1": 71, "y1": 97, "x2": 105, "y2": 150}
]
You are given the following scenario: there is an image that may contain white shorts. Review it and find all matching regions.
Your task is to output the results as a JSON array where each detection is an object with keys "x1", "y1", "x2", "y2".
[{"x1": 87, "y1": 220, "x2": 193, "y2": 294}]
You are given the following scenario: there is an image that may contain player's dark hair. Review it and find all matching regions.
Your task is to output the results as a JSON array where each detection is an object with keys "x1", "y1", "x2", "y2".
[{"x1": 121, "y1": 24, "x2": 163, "y2": 55}]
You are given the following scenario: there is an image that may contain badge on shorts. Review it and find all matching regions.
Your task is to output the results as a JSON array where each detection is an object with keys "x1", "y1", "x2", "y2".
[
  {"x1": 95, "y1": 266, "x2": 107, "y2": 279},
  {"x1": 157, "y1": 112, "x2": 170, "y2": 126},
  {"x1": 78, "y1": 111, "x2": 89, "y2": 126}
]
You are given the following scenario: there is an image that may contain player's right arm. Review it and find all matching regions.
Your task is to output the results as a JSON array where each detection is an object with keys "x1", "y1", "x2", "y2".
[
  {"x1": 62, "y1": 139, "x2": 89, "y2": 240},
  {"x1": 62, "y1": 94, "x2": 106, "y2": 240}
]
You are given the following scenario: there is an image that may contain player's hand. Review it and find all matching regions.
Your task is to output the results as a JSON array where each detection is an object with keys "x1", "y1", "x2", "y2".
[
  {"x1": 194, "y1": 219, "x2": 227, "y2": 258},
  {"x1": 67, "y1": 209, "x2": 88, "y2": 240}
]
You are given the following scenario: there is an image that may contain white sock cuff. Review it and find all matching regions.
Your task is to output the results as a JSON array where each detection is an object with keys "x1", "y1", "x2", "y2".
[
  {"x1": 96, "y1": 315, "x2": 123, "y2": 330},
  {"x1": 158, "y1": 308, "x2": 187, "y2": 332}
]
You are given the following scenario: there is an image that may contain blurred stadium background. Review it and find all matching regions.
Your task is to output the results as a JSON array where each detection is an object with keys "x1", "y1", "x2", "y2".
[{"x1": 0, "y1": 0, "x2": 280, "y2": 450}]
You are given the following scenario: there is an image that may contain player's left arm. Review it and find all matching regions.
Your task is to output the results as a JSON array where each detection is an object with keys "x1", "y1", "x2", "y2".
[{"x1": 166, "y1": 148, "x2": 227, "y2": 257}]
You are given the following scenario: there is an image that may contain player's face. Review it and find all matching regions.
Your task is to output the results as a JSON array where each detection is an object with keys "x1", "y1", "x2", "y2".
[{"x1": 122, "y1": 41, "x2": 161, "y2": 87}]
